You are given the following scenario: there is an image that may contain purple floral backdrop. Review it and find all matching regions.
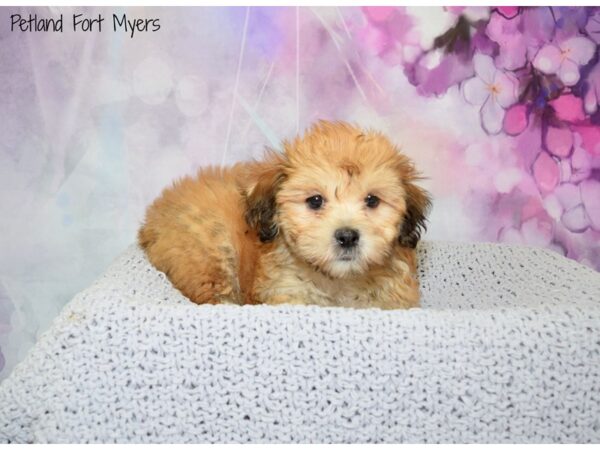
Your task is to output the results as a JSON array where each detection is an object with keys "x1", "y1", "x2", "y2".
[
  {"x1": 362, "y1": 6, "x2": 600, "y2": 261},
  {"x1": 0, "y1": 6, "x2": 599, "y2": 378}
]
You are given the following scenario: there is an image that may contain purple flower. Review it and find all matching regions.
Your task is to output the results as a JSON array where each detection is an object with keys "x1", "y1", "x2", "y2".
[
  {"x1": 585, "y1": 9, "x2": 600, "y2": 44},
  {"x1": 570, "y1": 144, "x2": 592, "y2": 182},
  {"x1": 545, "y1": 178, "x2": 600, "y2": 233},
  {"x1": 462, "y1": 53, "x2": 519, "y2": 134},
  {"x1": 485, "y1": 10, "x2": 527, "y2": 71},
  {"x1": 533, "y1": 36, "x2": 597, "y2": 86}
]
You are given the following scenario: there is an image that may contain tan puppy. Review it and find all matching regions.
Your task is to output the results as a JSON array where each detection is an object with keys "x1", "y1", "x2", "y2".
[{"x1": 139, "y1": 121, "x2": 431, "y2": 309}]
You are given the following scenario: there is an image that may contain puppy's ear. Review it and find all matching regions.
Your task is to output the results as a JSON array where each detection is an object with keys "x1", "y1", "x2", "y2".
[
  {"x1": 244, "y1": 152, "x2": 287, "y2": 242},
  {"x1": 398, "y1": 180, "x2": 431, "y2": 248},
  {"x1": 394, "y1": 153, "x2": 432, "y2": 249}
]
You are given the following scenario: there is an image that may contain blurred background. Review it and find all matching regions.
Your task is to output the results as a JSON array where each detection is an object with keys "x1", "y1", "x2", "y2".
[{"x1": 1, "y1": 6, "x2": 599, "y2": 379}]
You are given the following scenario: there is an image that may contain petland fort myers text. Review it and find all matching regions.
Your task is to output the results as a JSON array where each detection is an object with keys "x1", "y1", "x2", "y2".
[{"x1": 10, "y1": 13, "x2": 160, "y2": 38}]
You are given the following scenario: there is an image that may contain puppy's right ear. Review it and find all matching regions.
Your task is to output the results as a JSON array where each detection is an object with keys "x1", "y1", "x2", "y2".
[{"x1": 244, "y1": 151, "x2": 287, "y2": 242}]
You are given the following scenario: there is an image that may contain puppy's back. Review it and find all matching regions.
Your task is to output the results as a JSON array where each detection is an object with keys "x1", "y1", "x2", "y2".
[{"x1": 139, "y1": 164, "x2": 260, "y2": 304}]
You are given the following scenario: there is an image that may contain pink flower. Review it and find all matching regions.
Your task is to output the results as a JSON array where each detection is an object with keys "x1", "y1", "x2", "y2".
[
  {"x1": 572, "y1": 125, "x2": 600, "y2": 155},
  {"x1": 549, "y1": 94, "x2": 586, "y2": 122},
  {"x1": 544, "y1": 126, "x2": 573, "y2": 158},
  {"x1": 532, "y1": 36, "x2": 596, "y2": 86},
  {"x1": 495, "y1": 6, "x2": 520, "y2": 19},
  {"x1": 503, "y1": 104, "x2": 528, "y2": 135},
  {"x1": 462, "y1": 53, "x2": 519, "y2": 134},
  {"x1": 532, "y1": 151, "x2": 560, "y2": 193}
]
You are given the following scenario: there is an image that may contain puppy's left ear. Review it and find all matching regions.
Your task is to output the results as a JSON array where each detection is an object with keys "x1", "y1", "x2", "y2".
[
  {"x1": 398, "y1": 180, "x2": 432, "y2": 249},
  {"x1": 244, "y1": 151, "x2": 287, "y2": 242}
]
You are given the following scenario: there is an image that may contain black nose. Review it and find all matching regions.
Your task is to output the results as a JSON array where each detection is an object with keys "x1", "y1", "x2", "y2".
[{"x1": 335, "y1": 228, "x2": 360, "y2": 248}]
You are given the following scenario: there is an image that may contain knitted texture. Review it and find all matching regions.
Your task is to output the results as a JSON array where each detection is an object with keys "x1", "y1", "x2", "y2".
[{"x1": 0, "y1": 241, "x2": 599, "y2": 443}]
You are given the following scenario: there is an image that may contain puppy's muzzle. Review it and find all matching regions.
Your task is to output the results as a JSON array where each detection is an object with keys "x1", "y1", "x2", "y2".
[{"x1": 335, "y1": 227, "x2": 360, "y2": 249}]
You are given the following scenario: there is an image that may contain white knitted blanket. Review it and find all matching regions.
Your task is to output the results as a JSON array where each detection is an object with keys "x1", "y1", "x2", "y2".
[{"x1": 1, "y1": 241, "x2": 599, "y2": 443}]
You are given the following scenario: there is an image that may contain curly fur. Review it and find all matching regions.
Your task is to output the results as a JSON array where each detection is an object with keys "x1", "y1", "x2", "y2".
[{"x1": 138, "y1": 121, "x2": 431, "y2": 309}]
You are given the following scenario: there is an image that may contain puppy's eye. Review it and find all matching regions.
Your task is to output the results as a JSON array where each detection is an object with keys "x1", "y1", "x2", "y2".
[
  {"x1": 365, "y1": 194, "x2": 380, "y2": 208},
  {"x1": 306, "y1": 195, "x2": 324, "y2": 210}
]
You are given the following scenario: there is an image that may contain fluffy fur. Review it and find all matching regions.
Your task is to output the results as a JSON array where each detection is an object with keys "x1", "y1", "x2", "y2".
[{"x1": 138, "y1": 121, "x2": 431, "y2": 309}]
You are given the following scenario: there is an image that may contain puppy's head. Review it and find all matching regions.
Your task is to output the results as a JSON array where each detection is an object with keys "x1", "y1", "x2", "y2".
[{"x1": 245, "y1": 121, "x2": 431, "y2": 278}]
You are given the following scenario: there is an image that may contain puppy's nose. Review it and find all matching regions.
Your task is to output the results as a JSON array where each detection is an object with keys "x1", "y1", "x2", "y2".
[{"x1": 335, "y1": 228, "x2": 360, "y2": 248}]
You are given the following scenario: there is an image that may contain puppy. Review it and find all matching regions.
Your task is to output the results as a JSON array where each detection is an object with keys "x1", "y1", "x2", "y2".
[{"x1": 138, "y1": 121, "x2": 431, "y2": 309}]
